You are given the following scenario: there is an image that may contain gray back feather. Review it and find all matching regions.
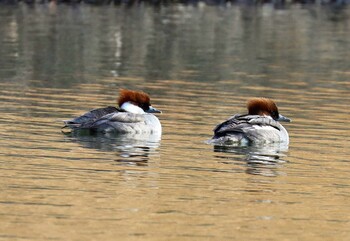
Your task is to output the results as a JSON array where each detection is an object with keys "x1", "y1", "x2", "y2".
[
  {"x1": 214, "y1": 114, "x2": 281, "y2": 142},
  {"x1": 64, "y1": 106, "x2": 119, "y2": 129}
]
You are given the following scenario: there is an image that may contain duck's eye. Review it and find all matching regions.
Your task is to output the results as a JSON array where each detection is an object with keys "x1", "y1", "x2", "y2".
[
  {"x1": 141, "y1": 103, "x2": 150, "y2": 111},
  {"x1": 271, "y1": 111, "x2": 279, "y2": 120}
]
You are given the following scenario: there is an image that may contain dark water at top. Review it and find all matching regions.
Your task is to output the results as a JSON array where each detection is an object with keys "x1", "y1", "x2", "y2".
[{"x1": 0, "y1": 4, "x2": 349, "y2": 241}]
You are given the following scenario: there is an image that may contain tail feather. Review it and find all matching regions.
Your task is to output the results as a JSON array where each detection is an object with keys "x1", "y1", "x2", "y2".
[{"x1": 62, "y1": 120, "x2": 83, "y2": 129}]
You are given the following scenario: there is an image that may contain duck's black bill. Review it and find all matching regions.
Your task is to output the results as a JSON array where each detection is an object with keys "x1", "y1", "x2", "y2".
[
  {"x1": 147, "y1": 106, "x2": 162, "y2": 113},
  {"x1": 278, "y1": 114, "x2": 291, "y2": 122}
]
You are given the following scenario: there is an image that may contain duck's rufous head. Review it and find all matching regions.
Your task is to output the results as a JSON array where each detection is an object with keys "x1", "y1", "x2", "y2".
[
  {"x1": 118, "y1": 89, "x2": 161, "y2": 114},
  {"x1": 247, "y1": 98, "x2": 290, "y2": 122}
]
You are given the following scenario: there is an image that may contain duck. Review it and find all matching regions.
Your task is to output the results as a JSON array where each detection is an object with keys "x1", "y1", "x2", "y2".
[
  {"x1": 210, "y1": 98, "x2": 291, "y2": 145},
  {"x1": 63, "y1": 89, "x2": 162, "y2": 134}
]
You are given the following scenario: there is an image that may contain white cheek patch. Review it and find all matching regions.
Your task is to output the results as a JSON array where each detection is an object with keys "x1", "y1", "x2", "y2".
[{"x1": 121, "y1": 102, "x2": 145, "y2": 114}]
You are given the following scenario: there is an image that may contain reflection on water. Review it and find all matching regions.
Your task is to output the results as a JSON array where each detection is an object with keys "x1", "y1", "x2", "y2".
[
  {"x1": 213, "y1": 143, "x2": 288, "y2": 177},
  {"x1": 64, "y1": 131, "x2": 161, "y2": 166},
  {"x1": 1, "y1": 4, "x2": 350, "y2": 88}
]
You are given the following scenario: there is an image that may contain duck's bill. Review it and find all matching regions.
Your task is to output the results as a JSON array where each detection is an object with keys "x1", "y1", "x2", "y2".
[
  {"x1": 147, "y1": 106, "x2": 162, "y2": 113},
  {"x1": 278, "y1": 114, "x2": 291, "y2": 122}
]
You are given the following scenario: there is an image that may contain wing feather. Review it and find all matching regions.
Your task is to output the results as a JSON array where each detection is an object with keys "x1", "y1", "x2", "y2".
[
  {"x1": 63, "y1": 106, "x2": 119, "y2": 129},
  {"x1": 214, "y1": 114, "x2": 281, "y2": 141}
]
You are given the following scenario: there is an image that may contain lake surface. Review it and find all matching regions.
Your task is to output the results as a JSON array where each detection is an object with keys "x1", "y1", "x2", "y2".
[{"x1": 0, "y1": 3, "x2": 350, "y2": 240}]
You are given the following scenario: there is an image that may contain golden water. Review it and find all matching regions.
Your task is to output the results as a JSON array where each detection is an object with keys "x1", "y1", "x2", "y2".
[{"x1": 0, "y1": 4, "x2": 349, "y2": 241}]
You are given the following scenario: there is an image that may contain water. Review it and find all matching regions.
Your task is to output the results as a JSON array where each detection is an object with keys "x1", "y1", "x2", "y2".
[{"x1": 0, "y1": 3, "x2": 350, "y2": 240}]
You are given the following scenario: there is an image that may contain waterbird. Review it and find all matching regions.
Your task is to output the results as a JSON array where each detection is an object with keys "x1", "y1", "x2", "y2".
[
  {"x1": 63, "y1": 89, "x2": 162, "y2": 134},
  {"x1": 210, "y1": 98, "x2": 291, "y2": 145}
]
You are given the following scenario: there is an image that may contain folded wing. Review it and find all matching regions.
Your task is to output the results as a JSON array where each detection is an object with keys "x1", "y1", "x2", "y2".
[
  {"x1": 63, "y1": 106, "x2": 119, "y2": 129},
  {"x1": 213, "y1": 114, "x2": 281, "y2": 142}
]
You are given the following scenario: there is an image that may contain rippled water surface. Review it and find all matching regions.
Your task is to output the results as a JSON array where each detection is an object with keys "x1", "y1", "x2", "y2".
[{"x1": 0, "y1": 4, "x2": 350, "y2": 240}]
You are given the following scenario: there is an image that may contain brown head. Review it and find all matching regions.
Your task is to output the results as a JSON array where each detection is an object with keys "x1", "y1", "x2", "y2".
[
  {"x1": 247, "y1": 98, "x2": 289, "y2": 121},
  {"x1": 118, "y1": 89, "x2": 161, "y2": 113}
]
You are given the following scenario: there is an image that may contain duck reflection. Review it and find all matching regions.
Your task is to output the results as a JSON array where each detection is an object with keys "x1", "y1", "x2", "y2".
[
  {"x1": 63, "y1": 131, "x2": 161, "y2": 166},
  {"x1": 213, "y1": 143, "x2": 288, "y2": 177}
]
